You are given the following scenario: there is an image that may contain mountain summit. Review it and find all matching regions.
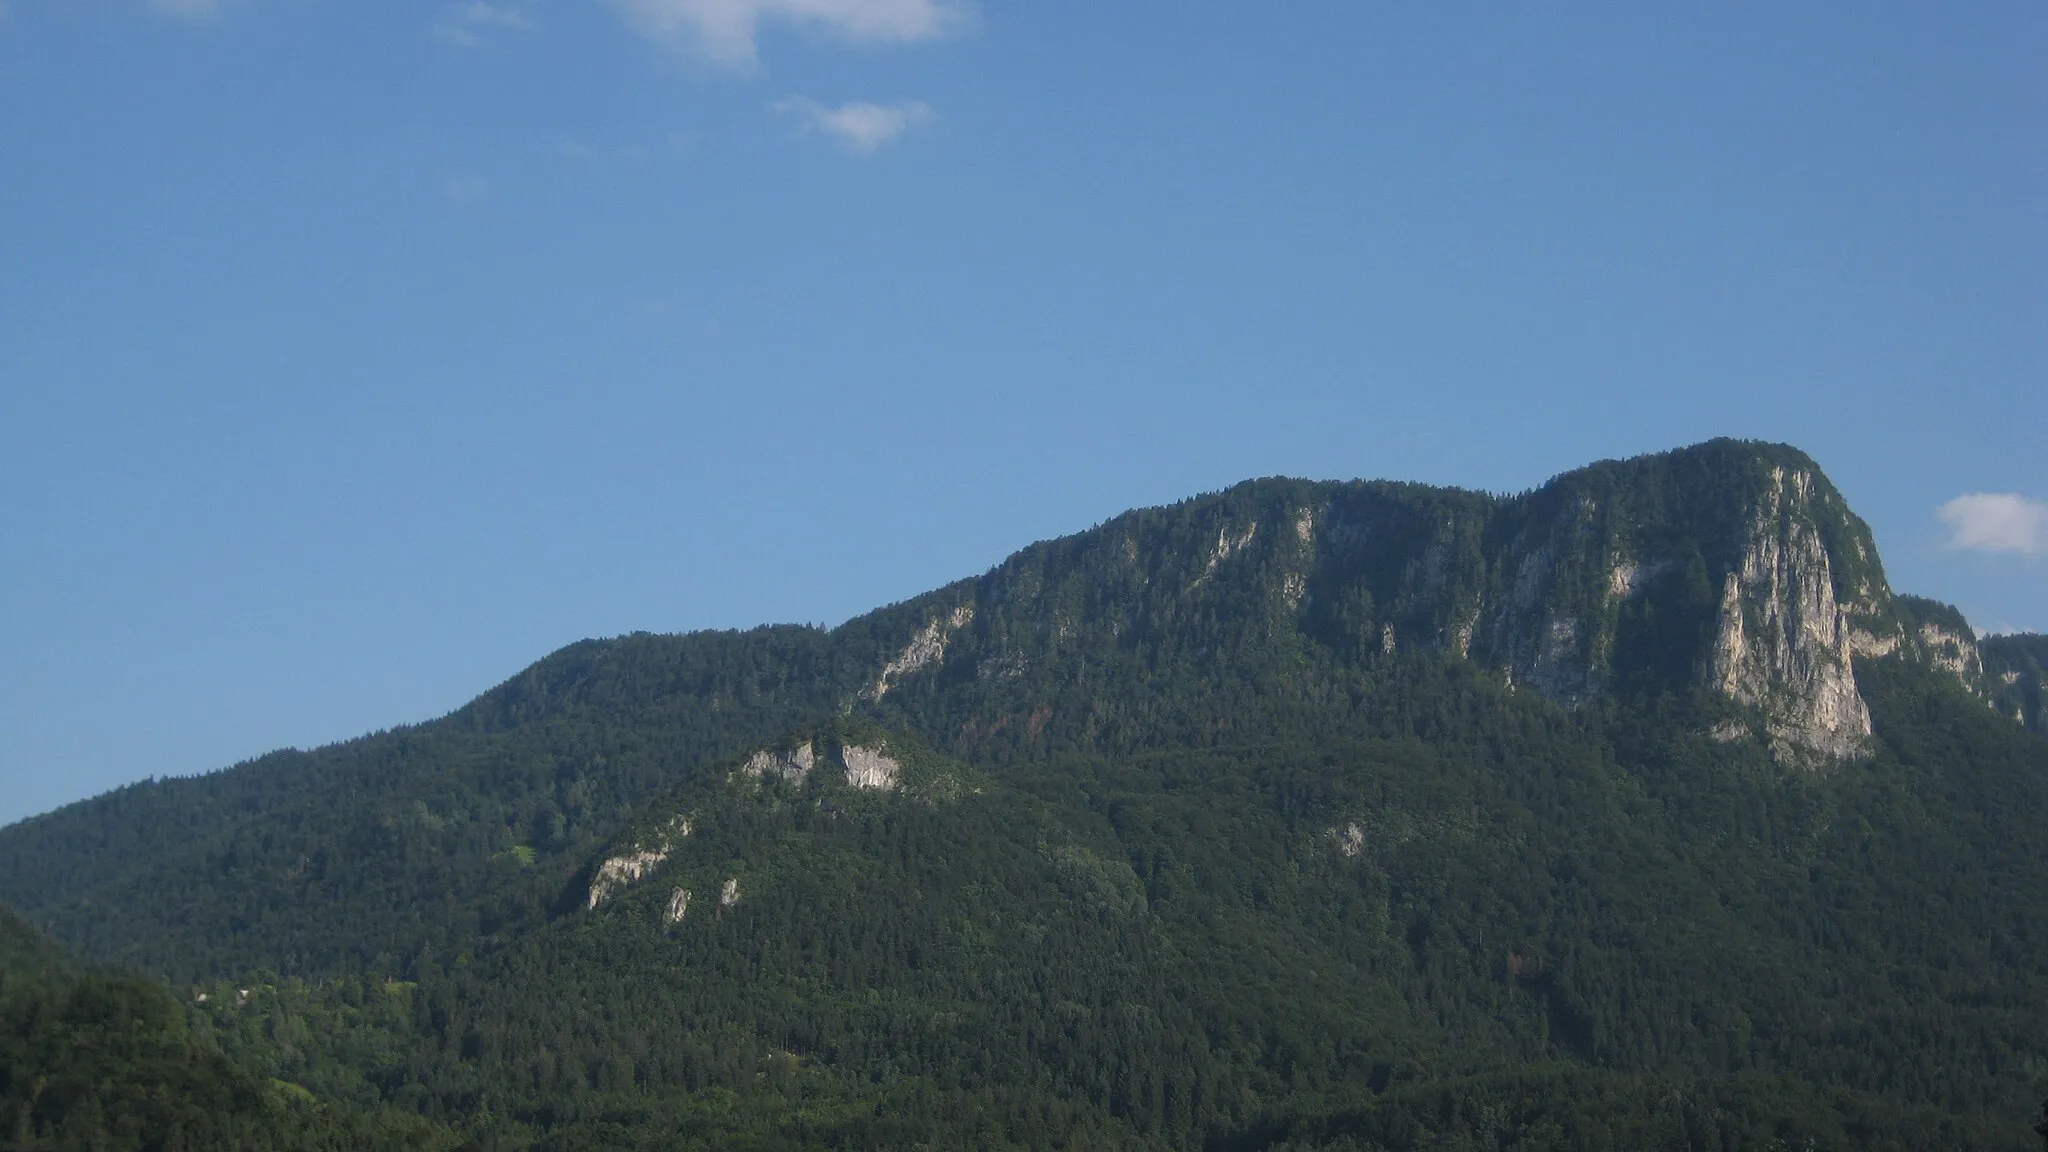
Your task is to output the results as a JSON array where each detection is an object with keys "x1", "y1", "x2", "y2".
[{"x1": 849, "y1": 438, "x2": 1991, "y2": 761}]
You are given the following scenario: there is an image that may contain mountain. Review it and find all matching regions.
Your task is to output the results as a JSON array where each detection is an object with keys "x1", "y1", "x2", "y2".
[
  {"x1": 1, "y1": 438, "x2": 2043, "y2": 1149},
  {"x1": 0, "y1": 440, "x2": 2013, "y2": 980}
]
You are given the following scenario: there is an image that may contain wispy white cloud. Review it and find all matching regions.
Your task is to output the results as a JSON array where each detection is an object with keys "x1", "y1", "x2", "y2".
[
  {"x1": 1939, "y1": 493, "x2": 2048, "y2": 556},
  {"x1": 775, "y1": 97, "x2": 932, "y2": 153},
  {"x1": 149, "y1": 0, "x2": 225, "y2": 21},
  {"x1": 612, "y1": 0, "x2": 962, "y2": 66},
  {"x1": 443, "y1": 173, "x2": 491, "y2": 204},
  {"x1": 435, "y1": 1, "x2": 535, "y2": 47}
]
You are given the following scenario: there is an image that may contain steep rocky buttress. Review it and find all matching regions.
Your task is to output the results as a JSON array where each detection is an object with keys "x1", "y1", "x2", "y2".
[{"x1": 852, "y1": 440, "x2": 2020, "y2": 763}]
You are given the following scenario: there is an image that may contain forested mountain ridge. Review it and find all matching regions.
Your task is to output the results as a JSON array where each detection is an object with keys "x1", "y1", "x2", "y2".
[
  {"x1": 0, "y1": 440, "x2": 2030, "y2": 982},
  {"x1": 0, "y1": 438, "x2": 2043, "y2": 1148}
]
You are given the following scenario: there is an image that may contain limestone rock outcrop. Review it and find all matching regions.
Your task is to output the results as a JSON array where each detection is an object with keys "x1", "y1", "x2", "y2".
[
  {"x1": 842, "y1": 744, "x2": 901, "y2": 790},
  {"x1": 741, "y1": 742, "x2": 816, "y2": 784}
]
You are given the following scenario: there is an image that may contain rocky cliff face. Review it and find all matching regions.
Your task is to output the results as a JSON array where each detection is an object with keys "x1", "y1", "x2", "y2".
[
  {"x1": 841, "y1": 744, "x2": 902, "y2": 790},
  {"x1": 1472, "y1": 455, "x2": 1889, "y2": 759},
  {"x1": 1982, "y1": 633, "x2": 2046, "y2": 733},
  {"x1": 587, "y1": 815, "x2": 693, "y2": 909},
  {"x1": 740, "y1": 742, "x2": 816, "y2": 783},
  {"x1": 1894, "y1": 601, "x2": 2045, "y2": 733},
  {"x1": 1700, "y1": 467, "x2": 1873, "y2": 759},
  {"x1": 852, "y1": 440, "x2": 2018, "y2": 764}
]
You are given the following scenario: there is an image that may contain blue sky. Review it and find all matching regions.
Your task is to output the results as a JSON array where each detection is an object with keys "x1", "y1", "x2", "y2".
[{"x1": 1, "y1": 1, "x2": 2042, "y2": 825}]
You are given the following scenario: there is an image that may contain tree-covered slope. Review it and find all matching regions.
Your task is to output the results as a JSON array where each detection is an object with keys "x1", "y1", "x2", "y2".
[
  {"x1": 0, "y1": 626, "x2": 861, "y2": 980},
  {"x1": 0, "y1": 905, "x2": 460, "y2": 1150},
  {"x1": 0, "y1": 905, "x2": 69, "y2": 991},
  {"x1": 185, "y1": 654, "x2": 2048, "y2": 1149}
]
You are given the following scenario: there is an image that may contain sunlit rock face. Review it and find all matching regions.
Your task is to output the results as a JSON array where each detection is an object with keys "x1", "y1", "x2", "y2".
[
  {"x1": 1917, "y1": 622, "x2": 1984, "y2": 686},
  {"x1": 587, "y1": 816, "x2": 693, "y2": 908},
  {"x1": 842, "y1": 745, "x2": 901, "y2": 790},
  {"x1": 856, "y1": 441, "x2": 2022, "y2": 763},
  {"x1": 1464, "y1": 455, "x2": 1883, "y2": 759},
  {"x1": 865, "y1": 605, "x2": 974, "y2": 701},
  {"x1": 1335, "y1": 823, "x2": 1365, "y2": 858},
  {"x1": 587, "y1": 850, "x2": 667, "y2": 910},
  {"x1": 1706, "y1": 470, "x2": 1872, "y2": 760}
]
